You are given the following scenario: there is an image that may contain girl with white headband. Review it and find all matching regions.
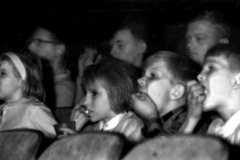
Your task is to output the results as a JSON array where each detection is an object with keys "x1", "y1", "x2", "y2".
[{"x1": 0, "y1": 51, "x2": 57, "y2": 138}]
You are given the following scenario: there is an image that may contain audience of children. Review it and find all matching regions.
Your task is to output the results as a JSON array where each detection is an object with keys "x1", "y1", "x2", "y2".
[
  {"x1": 0, "y1": 51, "x2": 57, "y2": 137},
  {"x1": 28, "y1": 26, "x2": 75, "y2": 109},
  {"x1": 1, "y1": 6, "x2": 240, "y2": 159},
  {"x1": 131, "y1": 51, "x2": 197, "y2": 137}
]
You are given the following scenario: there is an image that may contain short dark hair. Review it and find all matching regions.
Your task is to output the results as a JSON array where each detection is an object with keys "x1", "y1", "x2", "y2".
[
  {"x1": 81, "y1": 56, "x2": 138, "y2": 114},
  {"x1": 118, "y1": 15, "x2": 150, "y2": 48},
  {"x1": 0, "y1": 51, "x2": 45, "y2": 101},
  {"x1": 205, "y1": 43, "x2": 240, "y2": 72},
  {"x1": 144, "y1": 51, "x2": 197, "y2": 84}
]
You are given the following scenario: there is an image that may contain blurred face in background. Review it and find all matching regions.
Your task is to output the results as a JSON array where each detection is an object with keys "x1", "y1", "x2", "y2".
[
  {"x1": 28, "y1": 28, "x2": 60, "y2": 61},
  {"x1": 110, "y1": 29, "x2": 144, "y2": 67},
  {"x1": 186, "y1": 20, "x2": 222, "y2": 65}
]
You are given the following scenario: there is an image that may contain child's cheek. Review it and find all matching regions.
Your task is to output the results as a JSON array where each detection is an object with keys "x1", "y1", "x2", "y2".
[
  {"x1": 205, "y1": 74, "x2": 231, "y2": 109},
  {"x1": 146, "y1": 80, "x2": 166, "y2": 107}
]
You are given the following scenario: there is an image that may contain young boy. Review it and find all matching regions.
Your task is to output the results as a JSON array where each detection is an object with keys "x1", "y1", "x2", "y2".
[
  {"x1": 182, "y1": 43, "x2": 240, "y2": 145},
  {"x1": 131, "y1": 51, "x2": 197, "y2": 137},
  {"x1": 110, "y1": 16, "x2": 149, "y2": 68}
]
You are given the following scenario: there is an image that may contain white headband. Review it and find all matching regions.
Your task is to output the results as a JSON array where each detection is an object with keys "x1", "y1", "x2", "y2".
[{"x1": 4, "y1": 52, "x2": 26, "y2": 80}]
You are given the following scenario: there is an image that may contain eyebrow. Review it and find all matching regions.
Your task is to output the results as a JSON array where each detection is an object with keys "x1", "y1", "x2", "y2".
[{"x1": 205, "y1": 58, "x2": 228, "y2": 68}]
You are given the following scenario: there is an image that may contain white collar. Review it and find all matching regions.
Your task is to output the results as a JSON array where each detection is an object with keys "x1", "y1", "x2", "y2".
[
  {"x1": 216, "y1": 110, "x2": 240, "y2": 137},
  {"x1": 99, "y1": 113, "x2": 125, "y2": 131}
]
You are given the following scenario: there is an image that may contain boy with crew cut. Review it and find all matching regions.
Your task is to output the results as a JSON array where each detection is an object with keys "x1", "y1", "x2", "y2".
[
  {"x1": 131, "y1": 51, "x2": 197, "y2": 137},
  {"x1": 182, "y1": 44, "x2": 240, "y2": 145}
]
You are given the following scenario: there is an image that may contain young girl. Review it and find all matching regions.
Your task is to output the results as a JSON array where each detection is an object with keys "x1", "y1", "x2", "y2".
[
  {"x1": 70, "y1": 57, "x2": 144, "y2": 142},
  {"x1": 0, "y1": 51, "x2": 57, "y2": 137}
]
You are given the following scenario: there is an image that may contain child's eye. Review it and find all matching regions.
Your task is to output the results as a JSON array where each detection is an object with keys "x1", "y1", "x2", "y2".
[
  {"x1": 149, "y1": 72, "x2": 158, "y2": 79},
  {"x1": 205, "y1": 65, "x2": 216, "y2": 75},
  {"x1": 117, "y1": 43, "x2": 125, "y2": 50},
  {"x1": 0, "y1": 71, "x2": 6, "y2": 77},
  {"x1": 91, "y1": 90, "x2": 98, "y2": 97},
  {"x1": 196, "y1": 36, "x2": 205, "y2": 42}
]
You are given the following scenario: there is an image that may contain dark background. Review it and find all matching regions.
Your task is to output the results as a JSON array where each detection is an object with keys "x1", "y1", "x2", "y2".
[{"x1": 1, "y1": 0, "x2": 240, "y2": 51}]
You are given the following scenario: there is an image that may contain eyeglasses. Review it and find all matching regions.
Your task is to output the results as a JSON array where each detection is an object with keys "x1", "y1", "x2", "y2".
[{"x1": 29, "y1": 38, "x2": 60, "y2": 45}]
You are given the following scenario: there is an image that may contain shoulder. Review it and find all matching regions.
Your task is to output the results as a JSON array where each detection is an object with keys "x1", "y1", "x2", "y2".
[
  {"x1": 23, "y1": 97, "x2": 51, "y2": 112},
  {"x1": 120, "y1": 112, "x2": 144, "y2": 128}
]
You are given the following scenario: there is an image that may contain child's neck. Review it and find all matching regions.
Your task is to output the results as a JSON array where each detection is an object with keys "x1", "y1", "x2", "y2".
[
  {"x1": 5, "y1": 96, "x2": 25, "y2": 105},
  {"x1": 102, "y1": 112, "x2": 119, "y2": 123}
]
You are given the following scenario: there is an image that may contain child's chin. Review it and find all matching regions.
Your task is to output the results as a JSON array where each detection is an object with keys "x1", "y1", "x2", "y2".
[
  {"x1": 203, "y1": 100, "x2": 216, "y2": 111},
  {"x1": 89, "y1": 116, "x2": 98, "y2": 122}
]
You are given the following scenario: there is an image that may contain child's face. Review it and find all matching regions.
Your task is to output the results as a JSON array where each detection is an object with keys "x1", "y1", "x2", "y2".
[
  {"x1": 198, "y1": 55, "x2": 235, "y2": 111},
  {"x1": 0, "y1": 61, "x2": 22, "y2": 102},
  {"x1": 82, "y1": 80, "x2": 116, "y2": 122},
  {"x1": 138, "y1": 60, "x2": 173, "y2": 114},
  {"x1": 28, "y1": 28, "x2": 59, "y2": 61},
  {"x1": 110, "y1": 29, "x2": 143, "y2": 66},
  {"x1": 186, "y1": 20, "x2": 221, "y2": 65}
]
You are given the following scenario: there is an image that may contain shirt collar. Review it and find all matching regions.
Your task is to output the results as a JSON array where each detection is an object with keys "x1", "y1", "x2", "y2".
[
  {"x1": 161, "y1": 105, "x2": 186, "y2": 122},
  {"x1": 99, "y1": 113, "x2": 125, "y2": 131},
  {"x1": 219, "y1": 110, "x2": 240, "y2": 136}
]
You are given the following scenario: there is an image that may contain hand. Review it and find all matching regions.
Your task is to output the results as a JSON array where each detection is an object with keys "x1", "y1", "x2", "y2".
[
  {"x1": 120, "y1": 114, "x2": 144, "y2": 142},
  {"x1": 131, "y1": 92, "x2": 159, "y2": 120},
  {"x1": 70, "y1": 104, "x2": 89, "y2": 131},
  {"x1": 56, "y1": 127, "x2": 77, "y2": 139},
  {"x1": 186, "y1": 80, "x2": 206, "y2": 120},
  {"x1": 78, "y1": 48, "x2": 98, "y2": 77}
]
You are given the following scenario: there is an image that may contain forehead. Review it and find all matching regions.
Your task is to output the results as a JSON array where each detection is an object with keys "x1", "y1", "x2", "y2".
[
  {"x1": 187, "y1": 20, "x2": 218, "y2": 36},
  {"x1": 0, "y1": 61, "x2": 14, "y2": 71},
  {"x1": 145, "y1": 59, "x2": 169, "y2": 72},
  {"x1": 85, "y1": 78, "x2": 106, "y2": 90},
  {"x1": 32, "y1": 28, "x2": 52, "y2": 40},
  {"x1": 111, "y1": 29, "x2": 136, "y2": 42},
  {"x1": 204, "y1": 55, "x2": 230, "y2": 69}
]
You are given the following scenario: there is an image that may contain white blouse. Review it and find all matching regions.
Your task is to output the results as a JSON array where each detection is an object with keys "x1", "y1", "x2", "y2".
[{"x1": 0, "y1": 97, "x2": 57, "y2": 138}]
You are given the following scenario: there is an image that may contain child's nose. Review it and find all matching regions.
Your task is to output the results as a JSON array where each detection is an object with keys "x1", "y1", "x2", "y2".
[
  {"x1": 197, "y1": 72, "x2": 205, "y2": 82},
  {"x1": 110, "y1": 45, "x2": 117, "y2": 56},
  {"x1": 82, "y1": 96, "x2": 90, "y2": 108},
  {"x1": 186, "y1": 38, "x2": 196, "y2": 50},
  {"x1": 137, "y1": 77, "x2": 146, "y2": 86}
]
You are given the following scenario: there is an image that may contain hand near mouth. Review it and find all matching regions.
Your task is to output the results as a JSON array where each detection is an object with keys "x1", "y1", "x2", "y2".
[
  {"x1": 131, "y1": 92, "x2": 159, "y2": 121},
  {"x1": 187, "y1": 80, "x2": 206, "y2": 120},
  {"x1": 70, "y1": 103, "x2": 89, "y2": 131}
]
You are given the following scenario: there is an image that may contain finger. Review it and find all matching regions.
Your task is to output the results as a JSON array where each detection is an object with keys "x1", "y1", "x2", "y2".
[
  {"x1": 197, "y1": 94, "x2": 206, "y2": 103},
  {"x1": 58, "y1": 127, "x2": 76, "y2": 134},
  {"x1": 135, "y1": 92, "x2": 148, "y2": 101},
  {"x1": 123, "y1": 122, "x2": 137, "y2": 137},
  {"x1": 187, "y1": 80, "x2": 198, "y2": 92}
]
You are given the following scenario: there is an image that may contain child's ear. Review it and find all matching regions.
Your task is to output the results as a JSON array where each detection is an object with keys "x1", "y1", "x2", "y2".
[
  {"x1": 219, "y1": 38, "x2": 229, "y2": 44},
  {"x1": 232, "y1": 73, "x2": 240, "y2": 89},
  {"x1": 137, "y1": 41, "x2": 147, "y2": 54},
  {"x1": 170, "y1": 84, "x2": 185, "y2": 100}
]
